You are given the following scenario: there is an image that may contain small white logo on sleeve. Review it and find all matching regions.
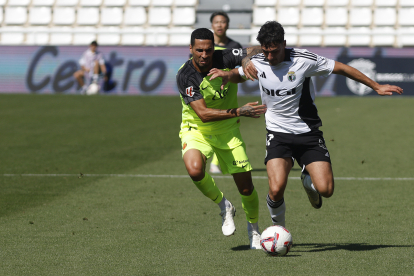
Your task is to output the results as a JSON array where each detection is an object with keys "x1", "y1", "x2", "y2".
[
  {"x1": 232, "y1": 48, "x2": 243, "y2": 56},
  {"x1": 185, "y1": 86, "x2": 194, "y2": 97}
]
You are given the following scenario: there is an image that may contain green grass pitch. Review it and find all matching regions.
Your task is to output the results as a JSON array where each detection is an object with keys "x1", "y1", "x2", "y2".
[{"x1": 0, "y1": 94, "x2": 413, "y2": 275}]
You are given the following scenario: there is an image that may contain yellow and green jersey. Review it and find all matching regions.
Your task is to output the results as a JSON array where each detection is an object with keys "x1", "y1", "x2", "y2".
[{"x1": 176, "y1": 49, "x2": 246, "y2": 135}]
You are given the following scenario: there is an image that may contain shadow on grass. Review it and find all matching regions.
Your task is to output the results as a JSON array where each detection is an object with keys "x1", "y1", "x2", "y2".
[{"x1": 293, "y1": 243, "x2": 414, "y2": 252}]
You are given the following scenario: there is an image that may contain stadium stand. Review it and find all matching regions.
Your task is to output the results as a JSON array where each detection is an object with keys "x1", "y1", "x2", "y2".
[{"x1": 0, "y1": 0, "x2": 412, "y2": 47}]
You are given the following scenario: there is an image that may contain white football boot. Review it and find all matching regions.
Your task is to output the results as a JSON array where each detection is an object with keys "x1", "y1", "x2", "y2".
[
  {"x1": 219, "y1": 203, "x2": 236, "y2": 236},
  {"x1": 301, "y1": 173, "x2": 322, "y2": 209},
  {"x1": 248, "y1": 229, "x2": 261, "y2": 249},
  {"x1": 209, "y1": 163, "x2": 222, "y2": 174}
]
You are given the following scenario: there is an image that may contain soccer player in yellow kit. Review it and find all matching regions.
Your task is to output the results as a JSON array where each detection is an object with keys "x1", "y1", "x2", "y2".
[{"x1": 176, "y1": 28, "x2": 266, "y2": 248}]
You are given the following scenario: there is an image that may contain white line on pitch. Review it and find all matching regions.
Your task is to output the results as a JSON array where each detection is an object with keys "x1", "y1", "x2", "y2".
[{"x1": 2, "y1": 174, "x2": 414, "y2": 181}]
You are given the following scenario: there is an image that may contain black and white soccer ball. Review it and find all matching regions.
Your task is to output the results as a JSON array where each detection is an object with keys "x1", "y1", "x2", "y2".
[{"x1": 260, "y1": 225, "x2": 293, "y2": 256}]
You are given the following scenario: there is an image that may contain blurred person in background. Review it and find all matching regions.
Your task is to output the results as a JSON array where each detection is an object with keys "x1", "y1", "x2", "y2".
[
  {"x1": 209, "y1": 11, "x2": 243, "y2": 173},
  {"x1": 73, "y1": 41, "x2": 106, "y2": 94}
]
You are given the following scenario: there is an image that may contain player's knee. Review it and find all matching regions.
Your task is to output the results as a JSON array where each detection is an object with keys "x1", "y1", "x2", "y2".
[
  {"x1": 186, "y1": 164, "x2": 204, "y2": 181},
  {"x1": 316, "y1": 180, "x2": 334, "y2": 198},
  {"x1": 268, "y1": 183, "x2": 285, "y2": 199}
]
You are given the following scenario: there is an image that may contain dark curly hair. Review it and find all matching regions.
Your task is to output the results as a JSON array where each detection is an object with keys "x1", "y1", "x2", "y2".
[
  {"x1": 191, "y1": 28, "x2": 214, "y2": 46},
  {"x1": 210, "y1": 12, "x2": 230, "y2": 24},
  {"x1": 256, "y1": 21, "x2": 285, "y2": 48}
]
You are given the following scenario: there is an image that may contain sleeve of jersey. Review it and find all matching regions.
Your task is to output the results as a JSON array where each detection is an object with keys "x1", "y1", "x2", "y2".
[
  {"x1": 237, "y1": 66, "x2": 248, "y2": 80},
  {"x1": 222, "y1": 48, "x2": 248, "y2": 68},
  {"x1": 305, "y1": 54, "x2": 335, "y2": 77},
  {"x1": 177, "y1": 74, "x2": 203, "y2": 105}
]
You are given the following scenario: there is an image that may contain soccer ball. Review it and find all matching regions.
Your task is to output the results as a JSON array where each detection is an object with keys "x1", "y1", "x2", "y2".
[
  {"x1": 86, "y1": 83, "x2": 99, "y2": 95},
  {"x1": 260, "y1": 225, "x2": 293, "y2": 256}
]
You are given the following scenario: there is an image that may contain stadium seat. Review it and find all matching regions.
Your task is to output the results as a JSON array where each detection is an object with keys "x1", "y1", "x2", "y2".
[
  {"x1": 104, "y1": 0, "x2": 126, "y2": 6},
  {"x1": 72, "y1": 27, "x2": 96, "y2": 45},
  {"x1": 5, "y1": 7, "x2": 27, "y2": 25},
  {"x1": 169, "y1": 27, "x2": 192, "y2": 45},
  {"x1": 101, "y1": 8, "x2": 123, "y2": 25},
  {"x1": 124, "y1": 7, "x2": 146, "y2": 25},
  {"x1": 77, "y1": 8, "x2": 99, "y2": 25},
  {"x1": 26, "y1": 27, "x2": 50, "y2": 45},
  {"x1": 7, "y1": 0, "x2": 30, "y2": 6},
  {"x1": 303, "y1": 0, "x2": 325, "y2": 7},
  {"x1": 0, "y1": 7, "x2": 3, "y2": 23},
  {"x1": 97, "y1": 27, "x2": 120, "y2": 45},
  {"x1": 397, "y1": 27, "x2": 414, "y2": 46},
  {"x1": 29, "y1": 7, "x2": 52, "y2": 25},
  {"x1": 350, "y1": 0, "x2": 373, "y2": 6},
  {"x1": 197, "y1": 0, "x2": 253, "y2": 12},
  {"x1": 299, "y1": 27, "x2": 322, "y2": 46},
  {"x1": 400, "y1": 0, "x2": 414, "y2": 7},
  {"x1": 374, "y1": 8, "x2": 396, "y2": 26},
  {"x1": 152, "y1": 0, "x2": 173, "y2": 6},
  {"x1": 284, "y1": 26, "x2": 298, "y2": 46},
  {"x1": 1, "y1": 27, "x2": 25, "y2": 44},
  {"x1": 253, "y1": 7, "x2": 276, "y2": 26},
  {"x1": 172, "y1": 8, "x2": 195, "y2": 26},
  {"x1": 32, "y1": 0, "x2": 55, "y2": 5},
  {"x1": 301, "y1": 8, "x2": 324, "y2": 26},
  {"x1": 326, "y1": 0, "x2": 349, "y2": 6},
  {"x1": 279, "y1": 0, "x2": 301, "y2": 6},
  {"x1": 145, "y1": 27, "x2": 169, "y2": 46},
  {"x1": 0, "y1": 0, "x2": 6, "y2": 5},
  {"x1": 49, "y1": 27, "x2": 73, "y2": 45},
  {"x1": 254, "y1": 0, "x2": 277, "y2": 7},
  {"x1": 372, "y1": 27, "x2": 395, "y2": 46},
  {"x1": 375, "y1": 0, "x2": 397, "y2": 6},
  {"x1": 56, "y1": 0, "x2": 78, "y2": 6},
  {"x1": 348, "y1": 27, "x2": 371, "y2": 46},
  {"x1": 249, "y1": 27, "x2": 260, "y2": 45},
  {"x1": 277, "y1": 7, "x2": 299, "y2": 26},
  {"x1": 129, "y1": 0, "x2": 151, "y2": 6},
  {"x1": 80, "y1": 0, "x2": 102, "y2": 6},
  {"x1": 398, "y1": 8, "x2": 414, "y2": 26},
  {"x1": 53, "y1": 7, "x2": 76, "y2": 25},
  {"x1": 325, "y1": 8, "x2": 348, "y2": 26},
  {"x1": 121, "y1": 27, "x2": 145, "y2": 45},
  {"x1": 349, "y1": 8, "x2": 372, "y2": 26},
  {"x1": 148, "y1": 7, "x2": 171, "y2": 26},
  {"x1": 324, "y1": 27, "x2": 347, "y2": 46},
  {"x1": 175, "y1": 0, "x2": 197, "y2": 6}
]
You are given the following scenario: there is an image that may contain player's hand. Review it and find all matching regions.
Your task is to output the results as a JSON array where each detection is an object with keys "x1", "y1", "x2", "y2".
[
  {"x1": 242, "y1": 60, "x2": 258, "y2": 81},
  {"x1": 237, "y1": 101, "x2": 267, "y2": 118},
  {"x1": 375, "y1": 84, "x2": 403, "y2": 96},
  {"x1": 208, "y1": 68, "x2": 231, "y2": 90}
]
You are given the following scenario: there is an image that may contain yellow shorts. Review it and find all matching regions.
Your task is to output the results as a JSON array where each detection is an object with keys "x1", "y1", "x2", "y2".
[{"x1": 180, "y1": 128, "x2": 252, "y2": 175}]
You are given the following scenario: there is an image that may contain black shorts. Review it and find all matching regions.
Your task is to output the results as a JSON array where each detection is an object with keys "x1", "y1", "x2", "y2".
[{"x1": 264, "y1": 129, "x2": 331, "y2": 170}]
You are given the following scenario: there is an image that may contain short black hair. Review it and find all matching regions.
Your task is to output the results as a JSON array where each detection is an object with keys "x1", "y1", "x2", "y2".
[
  {"x1": 210, "y1": 12, "x2": 230, "y2": 24},
  {"x1": 90, "y1": 40, "x2": 98, "y2": 46},
  {"x1": 190, "y1": 28, "x2": 214, "y2": 46},
  {"x1": 256, "y1": 21, "x2": 285, "y2": 48}
]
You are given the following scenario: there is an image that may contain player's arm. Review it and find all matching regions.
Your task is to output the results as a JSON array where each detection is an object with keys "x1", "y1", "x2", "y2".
[
  {"x1": 332, "y1": 61, "x2": 403, "y2": 96},
  {"x1": 207, "y1": 68, "x2": 245, "y2": 90},
  {"x1": 241, "y1": 46, "x2": 262, "y2": 81},
  {"x1": 190, "y1": 99, "x2": 266, "y2": 123}
]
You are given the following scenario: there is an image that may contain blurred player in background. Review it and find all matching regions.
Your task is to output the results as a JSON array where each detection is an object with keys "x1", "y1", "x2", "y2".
[
  {"x1": 226, "y1": 21, "x2": 403, "y2": 228},
  {"x1": 73, "y1": 41, "x2": 106, "y2": 94},
  {"x1": 209, "y1": 11, "x2": 243, "y2": 174},
  {"x1": 177, "y1": 28, "x2": 266, "y2": 249}
]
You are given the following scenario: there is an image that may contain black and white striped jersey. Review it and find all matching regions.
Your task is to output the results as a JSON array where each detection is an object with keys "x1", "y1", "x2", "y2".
[{"x1": 238, "y1": 48, "x2": 335, "y2": 134}]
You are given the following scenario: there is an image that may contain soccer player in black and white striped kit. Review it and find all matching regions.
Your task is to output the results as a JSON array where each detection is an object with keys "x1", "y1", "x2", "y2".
[{"x1": 210, "y1": 21, "x2": 403, "y2": 228}]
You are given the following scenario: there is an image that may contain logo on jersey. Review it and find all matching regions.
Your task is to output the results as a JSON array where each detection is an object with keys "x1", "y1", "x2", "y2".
[
  {"x1": 212, "y1": 87, "x2": 229, "y2": 101},
  {"x1": 262, "y1": 85, "x2": 296, "y2": 97},
  {"x1": 232, "y1": 48, "x2": 243, "y2": 56},
  {"x1": 287, "y1": 71, "x2": 296, "y2": 82},
  {"x1": 185, "y1": 86, "x2": 194, "y2": 97},
  {"x1": 346, "y1": 59, "x2": 376, "y2": 96},
  {"x1": 260, "y1": 72, "x2": 267, "y2": 79}
]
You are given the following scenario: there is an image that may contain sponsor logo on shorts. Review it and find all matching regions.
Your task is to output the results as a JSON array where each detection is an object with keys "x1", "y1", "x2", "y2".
[
  {"x1": 233, "y1": 160, "x2": 249, "y2": 166},
  {"x1": 242, "y1": 164, "x2": 248, "y2": 169},
  {"x1": 185, "y1": 86, "x2": 194, "y2": 97},
  {"x1": 318, "y1": 139, "x2": 328, "y2": 150},
  {"x1": 183, "y1": 142, "x2": 187, "y2": 150}
]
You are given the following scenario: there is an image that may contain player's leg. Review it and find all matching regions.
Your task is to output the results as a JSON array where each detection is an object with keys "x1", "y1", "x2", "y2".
[
  {"x1": 304, "y1": 161, "x2": 334, "y2": 198},
  {"x1": 209, "y1": 153, "x2": 222, "y2": 174},
  {"x1": 181, "y1": 131, "x2": 235, "y2": 236},
  {"x1": 266, "y1": 157, "x2": 292, "y2": 227},
  {"x1": 73, "y1": 70, "x2": 86, "y2": 92},
  {"x1": 92, "y1": 61, "x2": 100, "y2": 83}
]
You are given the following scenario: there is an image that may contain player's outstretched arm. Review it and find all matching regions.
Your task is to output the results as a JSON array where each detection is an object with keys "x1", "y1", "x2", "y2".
[
  {"x1": 333, "y1": 61, "x2": 403, "y2": 96},
  {"x1": 240, "y1": 46, "x2": 262, "y2": 81},
  {"x1": 207, "y1": 68, "x2": 245, "y2": 90},
  {"x1": 189, "y1": 99, "x2": 266, "y2": 123}
]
